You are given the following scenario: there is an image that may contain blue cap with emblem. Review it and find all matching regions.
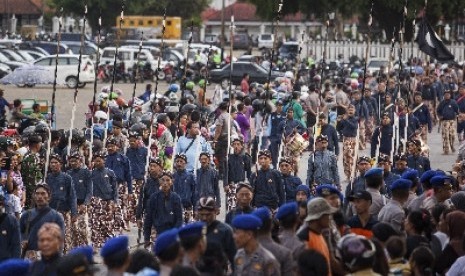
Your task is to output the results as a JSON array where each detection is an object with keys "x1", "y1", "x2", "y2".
[
  {"x1": 420, "y1": 170, "x2": 438, "y2": 184},
  {"x1": 401, "y1": 169, "x2": 419, "y2": 182},
  {"x1": 276, "y1": 202, "x2": 298, "y2": 220},
  {"x1": 251, "y1": 207, "x2": 272, "y2": 223},
  {"x1": 232, "y1": 214, "x2": 263, "y2": 230},
  {"x1": 68, "y1": 245, "x2": 95, "y2": 264},
  {"x1": 390, "y1": 179, "x2": 413, "y2": 191},
  {"x1": 0, "y1": 259, "x2": 30, "y2": 276},
  {"x1": 430, "y1": 175, "x2": 453, "y2": 188},
  {"x1": 316, "y1": 184, "x2": 344, "y2": 202},
  {"x1": 100, "y1": 235, "x2": 129, "y2": 258},
  {"x1": 178, "y1": 221, "x2": 206, "y2": 240},
  {"x1": 364, "y1": 167, "x2": 383, "y2": 178},
  {"x1": 296, "y1": 184, "x2": 311, "y2": 199},
  {"x1": 154, "y1": 228, "x2": 179, "y2": 256}
]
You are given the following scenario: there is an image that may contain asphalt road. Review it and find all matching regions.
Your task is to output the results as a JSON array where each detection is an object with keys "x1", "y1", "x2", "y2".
[{"x1": 0, "y1": 80, "x2": 456, "y2": 268}]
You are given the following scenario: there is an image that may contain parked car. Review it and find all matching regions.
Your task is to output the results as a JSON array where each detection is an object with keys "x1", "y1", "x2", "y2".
[
  {"x1": 232, "y1": 33, "x2": 252, "y2": 50},
  {"x1": 209, "y1": 61, "x2": 284, "y2": 88},
  {"x1": 258, "y1": 33, "x2": 274, "y2": 49},
  {"x1": 204, "y1": 34, "x2": 221, "y2": 46},
  {"x1": 19, "y1": 41, "x2": 71, "y2": 55},
  {"x1": 366, "y1": 58, "x2": 389, "y2": 75},
  {"x1": 278, "y1": 41, "x2": 299, "y2": 60},
  {"x1": 63, "y1": 41, "x2": 101, "y2": 62},
  {"x1": 100, "y1": 47, "x2": 165, "y2": 72},
  {"x1": 33, "y1": 54, "x2": 95, "y2": 88},
  {"x1": 0, "y1": 63, "x2": 12, "y2": 78}
]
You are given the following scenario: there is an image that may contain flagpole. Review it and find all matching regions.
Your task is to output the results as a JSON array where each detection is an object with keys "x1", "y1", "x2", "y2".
[{"x1": 400, "y1": 0, "x2": 408, "y2": 154}]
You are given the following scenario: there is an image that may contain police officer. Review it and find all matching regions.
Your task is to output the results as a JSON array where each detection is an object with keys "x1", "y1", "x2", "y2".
[
  {"x1": 225, "y1": 182, "x2": 254, "y2": 225},
  {"x1": 90, "y1": 152, "x2": 118, "y2": 247},
  {"x1": 422, "y1": 175, "x2": 453, "y2": 214},
  {"x1": 377, "y1": 154, "x2": 400, "y2": 197},
  {"x1": 412, "y1": 92, "x2": 432, "y2": 142},
  {"x1": 306, "y1": 134, "x2": 340, "y2": 188},
  {"x1": 144, "y1": 170, "x2": 183, "y2": 248},
  {"x1": 197, "y1": 196, "x2": 237, "y2": 268},
  {"x1": 275, "y1": 202, "x2": 306, "y2": 260},
  {"x1": 378, "y1": 179, "x2": 412, "y2": 232},
  {"x1": 178, "y1": 221, "x2": 206, "y2": 271},
  {"x1": 0, "y1": 188, "x2": 21, "y2": 260},
  {"x1": 173, "y1": 153, "x2": 196, "y2": 223},
  {"x1": 100, "y1": 235, "x2": 131, "y2": 274},
  {"x1": 105, "y1": 137, "x2": 133, "y2": 229},
  {"x1": 136, "y1": 157, "x2": 164, "y2": 229},
  {"x1": 364, "y1": 167, "x2": 387, "y2": 217},
  {"x1": 250, "y1": 150, "x2": 284, "y2": 210},
  {"x1": 345, "y1": 156, "x2": 372, "y2": 196},
  {"x1": 437, "y1": 90, "x2": 459, "y2": 154},
  {"x1": 371, "y1": 112, "x2": 394, "y2": 158},
  {"x1": 46, "y1": 154, "x2": 77, "y2": 253},
  {"x1": 227, "y1": 137, "x2": 252, "y2": 211},
  {"x1": 196, "y1": 152, "x2": 220, "y2": 209},
  {"x1": 252, "y1": 207, "x2": 295, "y2": 275},
  {"x1": 279, "y1": 157, "x2": 302, "y2": 203},
  {"x1": 232, "y1": 214, "x2": 280, "y2": 276},
  {"x1": 153, "y1": 228, "x2": 182, "y2": 276},
  {"x1": 66, "y1": 152, "x2": 92, "y2": 247},
  {"x1": 408, "y1": 170, "x2": 442, "y2": 212},
  {"x1": 407, "y1": 140, "x2": 431, "y2": 176}
]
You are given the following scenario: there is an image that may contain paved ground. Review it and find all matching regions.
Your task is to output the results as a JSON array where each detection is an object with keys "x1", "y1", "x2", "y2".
[{"x1": 1, "y1": 79, "x2": 456, "y2": 269}]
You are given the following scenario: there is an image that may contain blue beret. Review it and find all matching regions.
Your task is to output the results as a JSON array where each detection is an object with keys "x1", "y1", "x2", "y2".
[
  {"x1": 401, "y1": 169, "x2": 419, "y2": 181},
  {"x1": 178, "y1": 221, "x2": 206, "y2": 239},
  {"x1": 232, "y1": 214, "x2": 262, "y2": 230},
  {"x1": 430, "y1": 175, "x2": 453, "y2": 188},
  {"x1": 276, "y1": 202, "x2": 298, "y2": 220},
  {"x1": 420, "y1": 170, "x2": 437, "y2": 184},
  {"x1": 0, "y1": 259, "x2": 30, "y2": 276},
  {"x1": 154, "y1": 228, "x2": 179, "y2": 255},
  {"x1": 365, "y1": 167, "x2": 383, "y2": 178},
  {"x1": 100, "y1": 235, "x2": 129, "y2": 258},
  {"x1": 68, "y1": 245, "x2": 94, "y2": 264},
  {"x1": 252, "y1": 207, "x2": 272, "y2": 223},
  {"x1": 296, "y1": 184, "x2": 311, "y2": 198},
  {"x1": 316, "y1": 184, "x2": 339, "y2": 197},
  {"x1": 390, "y1": 179, "x2": 413, "y2": 191}
]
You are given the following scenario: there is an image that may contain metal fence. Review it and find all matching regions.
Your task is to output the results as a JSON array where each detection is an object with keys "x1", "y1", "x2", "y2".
[{"x1": 303, "y1": 41, "x2": 465, "y2": 62}]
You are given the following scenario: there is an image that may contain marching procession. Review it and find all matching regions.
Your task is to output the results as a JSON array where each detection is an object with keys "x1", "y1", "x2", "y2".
[{"x1": 1, "y1": 0, "x2": 465, "y2": 276}]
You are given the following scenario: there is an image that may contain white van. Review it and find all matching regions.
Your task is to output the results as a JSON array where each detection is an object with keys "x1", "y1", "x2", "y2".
[
  {"x1": 100, "y1": 47, "x2": 165, "y2": 72},
  {"x1": 258, "y1": 33, "x2": 274, "y2": 49}
]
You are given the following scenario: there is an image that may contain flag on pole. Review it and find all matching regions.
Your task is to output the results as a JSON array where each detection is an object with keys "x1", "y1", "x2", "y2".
[{"x1": 415, "y1": 17, "x2": 454, "y2": 62}]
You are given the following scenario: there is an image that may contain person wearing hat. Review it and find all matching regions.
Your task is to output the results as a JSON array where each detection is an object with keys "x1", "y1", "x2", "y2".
[
  {"x1": 66, "y1": 152, "x2": 92, "y2": 247},
  {"x1": 106, "y1": 137, "x2": 133, "y2": 230},
  {"x1": 45, "y1": 154, "x2": 78, "y2": 252},
  {"x1": 267, "y1": 98, "x2": 285, "y2": 167},
  {"x1": 154, "y1": 228, "x2": 182, "y2": 276},
  {"x1": 378, "y1": 179, "x2": 412, "y2": 231},
  {"x1": 392, "y1": 154, "x2": 409, "y2": 176},
  {"x1": 279, "y1": 107, "x2": 306, "y2": 174},
  {"x1": 279, "y1": 157, "x2": 302, "y2": 202},
  {"x1": 231, "y1": 214, "x2": 280, "y2": 276},
  {"x1": 0, "y1": 258, "x2": 31, "y2": 276},
  {"x1": 197, "y1": 196, "x2": 237, "y2": 267},
  {"x1": 337, "y1": 234, "x2": 378, "y2": 275},
  {"x1": 90, "y1": 152, "x2": 118, "y2": 247},
  {"x1": 296, "y1": 198, "x2": 339, "y2": 274},
  {"x1": 363, "y1": 88, "x2": 377, "y2": 141},
  {"x1": 175, "y1": 121, "x2": 212, "y2": 173},
  {"x1": 56, "y1": 251, "x2": 98, "y2": 276},
  {"x1": 225, "y1": 182, "x2": 254, "y2": 225},
  {"x1": 407, "y1": 170, "x2": 442, "y2": 211},
  {"x1": 20, "y1": 183, "x2": 65, "y2": 259},
  {"x1": 226, "y1": 136, "x2": 252, "y2": 211},
  {"x1": 401, "y1": 169, "x2": 420, "y2": 208},
  {"x1": 398, "y1": 99, "x2": 421, "y2": 142},
  {"x1": 317, "y1": 112, "x2": 339, "y2": 156},
  {"x1": 406, "y1": 139, "x2": 431, "y2": 176},
  {"x1": 110, "y1": 120, "x2": 128, "y2": 154},
  {"x1": 276, "y1": 202, "x2": 306, "y2": 260},
  {"x1": 306, "y1": 134, "x2": 340, "y2": 188},
  {"x1": 437, "y1": 90, "x2": 459, "y2": 154},
  {"x1": 338, "y1": 104, "x2": 359, "y2": 180},
  {"x1": 422, "y1": 175, "x2": 453, "y2": 214},
  {"x1": 250, "y1": 149, "x2": 284, "y2": 210},
  {"x1": 21, "y1": 134, "x2": 44, "y2": 209},
  {"x1": 370, "y1": 112, "x2": 394, "y2": 158},
  {"x1": 351, "y1": 89, "x2": 369, "y2": 150},
  {"x1": 172, "y1": 153, "x2": 196, "y2": 223},
  {"x1": 144, "y1": 170, "x2": 183, "y2": 248},
  {"x1": 100, "y1": 235, "x2": 131, "y2": 275},
  {"x1": 178, "y1": 221, "x2": 207, "y2": 271},
  {"x1": 252, "y1": 207, "x2": 294, "y2": 275},
  {"x1": 29, "y1": 222, "x2": 64, "y2": 275},
  {"x1": 347, "y1": 191, "x2": 379, "y2": 239},
  {"x1": 412, "y1": 92, "x2": 433, "y2": 143},
  {"x1": 0, "y1": 185, "x2": 21, "y2": 261},
  {"x1": 344, "y1": 156, "x2": 372, "y2": 211},
  {"x1": 195, "y1": 152, "x2": 221, "y2": 210},
  {"x1": 362, "y1": 167, "x2": 387, "y2": 217},
  {"x1": 136, "y1": 157, "x2": 164, "y2": 229},
  {"x1": 376, "y1": 154, "x2": 400, "y2": 197}
]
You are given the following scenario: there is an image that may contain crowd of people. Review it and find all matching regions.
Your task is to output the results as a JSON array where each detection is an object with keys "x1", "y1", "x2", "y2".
[{"x1": 0, "y1": 47, "x2": 464, "y2": 276}]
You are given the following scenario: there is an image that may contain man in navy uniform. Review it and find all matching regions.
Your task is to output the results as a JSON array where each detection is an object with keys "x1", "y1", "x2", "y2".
[
  {"x1": 371, "y1": 112, "x2": 394, "y2": 158},
  {"x1": 412, "y1": 92, "x2": 432, "y2": 142},
  {"x1": 267, "y1": 100, "x2": 286, "y2": 168},
  {"x1": 378, "y1": 179, "x2": 412, "y2": 232},
  {"x1": 279, "y1": 157, "x2": 302, "y2": 203},
  {"x1": 406, "y1": 140, "x2": 431, "y2": 176},
  {"x1": 437, "y1": 90, "x2": 459, "y2": 154},
  {"x1": 173, "y1": 153, "x2": 196, "y2": 223},
  {"x1": 195, "y1": 153, "x2": 220, "y2": 209},
  {"x1": 225, "y1": 182, "x2": 254, "y2": 225},
  {"x1": 226, "y1": 137, "x2": 252, "y2": 212},
  {"x1": 306, "y1": 134, "x2": 340, "y2": 189},
  {"x1": 178, "y1": 221, "x2": 207, "y2": 271},
  {"x1": 377, "y1": 154, "x2": 400, "y2": 197}
]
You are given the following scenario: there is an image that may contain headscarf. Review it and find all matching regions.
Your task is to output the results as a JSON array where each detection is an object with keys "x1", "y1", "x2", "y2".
[{"x1": 446, "y1": 211, "x2": 465, "y2": 256}]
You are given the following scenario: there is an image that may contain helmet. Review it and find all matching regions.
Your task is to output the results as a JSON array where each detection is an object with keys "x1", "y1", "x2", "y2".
[
  {"x1": 337, "y1": 234, "x2": 376, "y2": 272},
  {"x1": 284, "y1": 71, "x2": 294, "y2": 79},
  {"x1": 34, "y1": 122, "x2": 49, "y2": 134},
  {"x1": 198, "y1": 79, "x2": 206, "y2": 87},
  {"x1": 185, "y1": 81, "x2": 195, "y2": 90},
  {"x1": 169, "y1": 92, "x2": 178, "y2": 101},
  {"x1": 168, "y1": 83, "x2": 179, "y2": 93},
  {"x1": 130, "y1": 122, "x2": 147, "y2": 136},
  {"x1": 350, "y1": 72, "x2": 359, "y2": 79},
  {"x1": 66, "y1": 128, "x2": 85, "y2": 145},
  {"x1": 94, "y1": 110, "x2": 108, "y2": 121}
]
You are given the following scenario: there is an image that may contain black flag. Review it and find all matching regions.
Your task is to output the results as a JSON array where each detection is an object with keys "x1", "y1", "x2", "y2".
[{"x1": 415, "y1": 17, "x2": 454, "y2": 62}]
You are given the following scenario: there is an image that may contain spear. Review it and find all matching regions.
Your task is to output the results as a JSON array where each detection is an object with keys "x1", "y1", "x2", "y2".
[
  {"x1": 224, "y1": 14, "x2": 235, "y2": 183},
  {"x1": 127, "y1": 34, "x2": 144, "y2": 128},
  {"x1": 67, "y1": 2, "x2": 88, "y2": 158},
  {"x1": 89, "y1": 11, "x2": 102, "y2": 165},
  {"x1": 44, "y1": 8, "x2": 63, "y2": 180},
  {"x1": 400, "y1": 0, "x2": 408, "y2": 153}
]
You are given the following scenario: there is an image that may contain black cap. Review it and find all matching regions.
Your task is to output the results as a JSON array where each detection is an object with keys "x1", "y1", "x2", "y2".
[
  {"x1": 357, "y1": 156, "x2": 371, "y2": 164},
  {"x1": 56, "y1": 253, "x2": 98, "y2": 276},
  {"x1": 316, "y1": 134, "x2": 328, "y2": 142},
  {"x1": 348, "y1": 191, "x2": 372, "y2": 202}
]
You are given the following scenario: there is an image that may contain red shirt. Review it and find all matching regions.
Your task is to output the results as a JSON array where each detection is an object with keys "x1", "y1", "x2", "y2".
[{"x1": 241, "y1": 78, "x2": 249, "y2": 93}]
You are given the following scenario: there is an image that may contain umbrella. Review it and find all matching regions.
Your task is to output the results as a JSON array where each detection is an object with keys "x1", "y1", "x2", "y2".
[{"x1": 0, "y1": 65, "x2": 57, "y2": 86}]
